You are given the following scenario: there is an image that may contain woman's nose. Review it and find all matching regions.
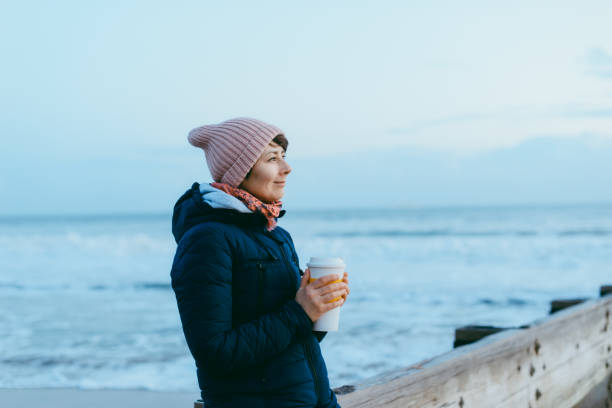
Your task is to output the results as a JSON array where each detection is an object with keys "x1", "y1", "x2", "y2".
[{"x1": 283, "y1": 161, "x2": 292, "y2": 175}]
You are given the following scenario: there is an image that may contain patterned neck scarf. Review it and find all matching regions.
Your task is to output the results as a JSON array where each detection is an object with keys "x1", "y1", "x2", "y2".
[{"x1": 211, "y1": 182, "x2": 282, "y2": 231}]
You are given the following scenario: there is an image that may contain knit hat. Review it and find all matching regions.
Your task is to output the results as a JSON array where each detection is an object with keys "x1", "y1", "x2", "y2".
[{"x1": 187, "y1": 117, "x2": 284, "y2": 188}]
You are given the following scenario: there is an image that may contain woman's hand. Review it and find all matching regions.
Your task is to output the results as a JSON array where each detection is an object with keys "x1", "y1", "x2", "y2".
[
  {"x1": 341, "y1": 271, "x2": 350, "y2": 301},
  {"x1": 295, "y1": 268, "x2": 350, "y2": 323}
]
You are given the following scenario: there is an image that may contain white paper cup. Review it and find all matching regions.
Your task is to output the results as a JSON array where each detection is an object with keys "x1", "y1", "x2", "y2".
[{"x1": 306, "y1": 257, "x2": 345, "y2": 331}]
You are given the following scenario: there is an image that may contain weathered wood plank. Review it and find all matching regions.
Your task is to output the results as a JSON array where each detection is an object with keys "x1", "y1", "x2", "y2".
[
  {"x1": 337, "y1": 296, "x2": 612, "y2": 408},
  {"x1": 573, "y1": 372, "x2": 612, "y2": 407},
  {"x1": 528, "y1": 341, "x2": 611, "y2": 406}
]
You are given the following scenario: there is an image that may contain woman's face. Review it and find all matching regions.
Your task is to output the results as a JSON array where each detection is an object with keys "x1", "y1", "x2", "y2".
[{"x1": 239, "y1": 141, "x2": 292, "y2": 203}]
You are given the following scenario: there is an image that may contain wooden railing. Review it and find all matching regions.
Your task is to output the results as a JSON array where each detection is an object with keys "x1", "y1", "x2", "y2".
[{"x1": 336, "y1": 287, "x2": 612, "y2": 407}]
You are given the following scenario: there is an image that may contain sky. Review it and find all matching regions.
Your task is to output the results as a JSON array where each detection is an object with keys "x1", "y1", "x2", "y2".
[{"x1": 1, "y1": 1, "x2": 611, "y2": 214}]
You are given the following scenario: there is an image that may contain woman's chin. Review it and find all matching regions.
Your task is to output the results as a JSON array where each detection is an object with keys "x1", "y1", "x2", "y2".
[
  {"x1": 269, "y1": 194, "x2": 284, "y2": 203},
  {"x1": 269, "y1": 189, "x2": 285, "y2": 202},
  {"x1": 258, "y1": 194, "x2": 282, "y2": 203}
]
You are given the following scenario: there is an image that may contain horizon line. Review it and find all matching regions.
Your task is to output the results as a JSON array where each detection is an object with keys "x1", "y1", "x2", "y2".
[{"x1": 1, "y1": 201, "x2": 611, "y2": 220}]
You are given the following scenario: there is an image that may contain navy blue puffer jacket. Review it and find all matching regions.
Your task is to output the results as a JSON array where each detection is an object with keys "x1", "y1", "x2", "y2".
[{"x1": 170, "y1": 183, "x2": 340, "y2": 408}]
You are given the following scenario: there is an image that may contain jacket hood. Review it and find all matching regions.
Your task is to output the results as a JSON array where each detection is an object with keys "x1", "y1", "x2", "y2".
[
  {"x1": 199, "y1": 183, "x2": 252, "y2": 213},
  {"x1": 171, "y1": 182, "x2": 285, "y2": 244}
]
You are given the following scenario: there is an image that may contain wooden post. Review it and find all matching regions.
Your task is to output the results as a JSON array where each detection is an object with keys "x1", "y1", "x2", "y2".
[
  {"x1": 601, "y1": 285, "x2": 612, "y2": 297},
  {"x1": 550, "y1": 298, "x2": 587, "y2": 314},
  {"x1": 334, "y1": 385, "x2": 357, "y2": 395},
  {"x1": 194, "y1": 399, "x2": 204, "y2": 408},
  {"x1": 454, "y1": 325, "x2": 508, "y2": 348}
]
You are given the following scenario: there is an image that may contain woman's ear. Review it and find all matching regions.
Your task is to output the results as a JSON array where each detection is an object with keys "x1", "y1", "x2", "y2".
[{"x1": 239, "y1": 169, "x2": 252, "y2": 189}]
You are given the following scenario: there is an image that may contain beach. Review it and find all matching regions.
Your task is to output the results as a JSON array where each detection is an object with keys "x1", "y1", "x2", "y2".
[{"x1": 0, "y1": 388, "x2": 200, "y2": 408}]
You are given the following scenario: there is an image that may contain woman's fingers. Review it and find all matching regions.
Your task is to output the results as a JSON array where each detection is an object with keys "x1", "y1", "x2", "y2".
[
  {"x1": 307, "y1": 285, "x2": 344, "y2": 302},
  {"x1": 310, "y1": 274, "x2": 340, "y2": 289},
  {"x1": 321, "y1": 289, "x2": 348, "y2": 303},
  {"x1": 299, "y1": 269, "x2": 310, "y2": 288},
  {"x1": 322, "y1": 296, "x2": 345, "y2": 312},
  {"x1": 316, "y1": 282, "x2": 348, "y2": 296},
  {"x1": 341, "y1": 286, "x2": 350, "y2": 301}
]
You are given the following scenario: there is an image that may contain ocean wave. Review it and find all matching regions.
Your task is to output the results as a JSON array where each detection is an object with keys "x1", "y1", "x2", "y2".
[
  {"x1": 316, "y1": 230, "x2": 539, "y2": 238},
  {"x1": 89, "y1": 282, "x2": 172, "y2": 292},
  {"x1": 2, "y1": 355, "x2": 82, "y2": 368},
  {"x1": 0, "y1": 282, "x2": 172, "y2": 292},
  {"x1": 557, "y1": 229, "x2": 612, "y2": 236},
  {"x1": 0, "y1": 282, "x2": 25, "y2": 290},
  {"x1": 476, "y1": 297, "x2": 531, "y2": 307},
  {"x1": 1, "y1": 353, "x2": 183, "y2": 368},
  {"x1": 0, "y1": 282, "x2": 70, "y2": 291},
  {"x1": 133, "y1": 282, "x2": 172, "y2": 291},
  {"x1": 91, "y1": 282, "x2": 172, "y2": 291},
  {"x1": 0, "y1": 232, "x2": 174, "y2": 256},
  {"x1": 316, "y1": 229, "x2": 612, "y2": 238}
]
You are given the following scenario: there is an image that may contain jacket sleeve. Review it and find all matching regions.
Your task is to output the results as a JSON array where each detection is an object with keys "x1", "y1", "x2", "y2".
[
  {"x1": 313, "y1": 331, "x2": 327, "y2": 342},
  {"x1": 171, "y1": 225, "x2": 313, "y2": 377}
]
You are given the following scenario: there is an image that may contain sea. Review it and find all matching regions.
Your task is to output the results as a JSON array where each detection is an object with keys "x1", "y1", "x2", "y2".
[{"x1": 1, "y1": 204, "x2": 611, "y2": 391}]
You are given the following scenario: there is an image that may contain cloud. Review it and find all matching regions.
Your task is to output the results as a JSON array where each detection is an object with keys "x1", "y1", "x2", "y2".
[
  {"x1": 387, "y1": 112, "x2": 497, "y2": 135},
  {"x1": 585, "y1": 48, "x2": 612, "y2": 78},
  {"x1": 384, "y1": 105, "x2": 612, "y2": 153}
]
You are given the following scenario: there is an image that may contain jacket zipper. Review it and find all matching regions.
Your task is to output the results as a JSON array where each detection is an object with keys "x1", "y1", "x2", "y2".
[
  {"x1": 274, "y1": 234, "x2": 318, "y2": 397},
  {"x1": 257, "y1": 262, "x2": 266, "y2": 383},
  {"x1": 303, "y1": 340, "x2": 320, "y2": 399},
  {"x1": 257, "y1": 262, "x2": 264, "y2": 314},
  {"x1": 279, "y1": 240, "x2": 297, "y2": 289},
  {"x1": 262, "y1": 230, "x2": 316, "y2": 393}
]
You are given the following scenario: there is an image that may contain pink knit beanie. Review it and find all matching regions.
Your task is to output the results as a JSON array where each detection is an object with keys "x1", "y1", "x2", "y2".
[{"x1": 187, "y1": 117, "x2": 284, "y2": 187}]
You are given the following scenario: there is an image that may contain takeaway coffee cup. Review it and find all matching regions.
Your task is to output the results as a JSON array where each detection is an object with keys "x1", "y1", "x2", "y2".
[{"x1": 306, "y1": 257, "x2": 346, "y2": 331}]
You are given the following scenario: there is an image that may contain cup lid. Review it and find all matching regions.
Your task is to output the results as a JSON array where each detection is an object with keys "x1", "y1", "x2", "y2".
[{"x1": 306, "y1": 257, "x2": 345, "y2": 269}]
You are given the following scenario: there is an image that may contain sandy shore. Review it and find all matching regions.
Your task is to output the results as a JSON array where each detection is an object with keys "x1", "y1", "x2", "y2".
[{"x1": 0, "y1": 387, "x2": 201, "y2": 408}]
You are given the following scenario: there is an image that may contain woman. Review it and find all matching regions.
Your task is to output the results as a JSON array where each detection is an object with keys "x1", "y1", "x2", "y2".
[{"x1": 170, "y1": 117, "x2": 350, "y2": 407}]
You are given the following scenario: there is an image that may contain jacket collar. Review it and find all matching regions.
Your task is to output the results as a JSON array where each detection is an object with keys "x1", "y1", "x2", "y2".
[
  {"x1": 171, "y1": 182, "x2": 286, "y2": 244},
  {"x1": 199, "y1": 183, "x2": 253, "y2": 213}
]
